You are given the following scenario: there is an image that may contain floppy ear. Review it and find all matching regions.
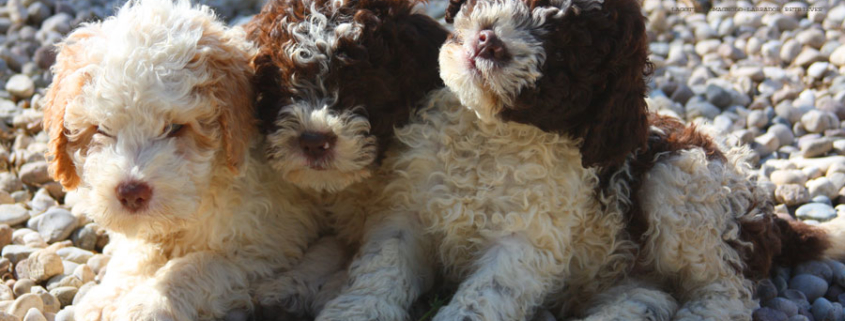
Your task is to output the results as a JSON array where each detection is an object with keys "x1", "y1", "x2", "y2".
[
  {"x1": 501, "y1": 0, "x2": 651, "y2": 169},
  {"x1": 196, "y1": 28, "x2": 257, "y2": 173},
  {"x1": 43, "y1": 25, "x2": 102, "y2": 190},
  {"x1": 445, "y1": 0, "x2": 468, "y2": 23}
]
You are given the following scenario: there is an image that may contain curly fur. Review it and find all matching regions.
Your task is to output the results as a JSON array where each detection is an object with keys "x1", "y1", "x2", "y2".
[
  {"x1": 321, "y1": 0, "x2": 845, "y2": 320},
  {"x1": 245, "y1": 0, "x2": 448, "y2": 193},
  {"x1": 43, "y1": 1, "x2": 321, "y2": 319},
  {"x1": 244, "y1": 0, "x2": 450, "y2": 317}
]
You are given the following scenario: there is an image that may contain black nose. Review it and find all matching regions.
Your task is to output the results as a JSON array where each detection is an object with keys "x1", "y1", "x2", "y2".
[
  {"x1": 475, "y1": 29, "x2": 509, "y2": 61},
  {"x1": 116, "y1": 181, "x2": 153, "y2": 212},
  {"x1": 298, "y1": 132, "x2": 337, "y2": 161}
]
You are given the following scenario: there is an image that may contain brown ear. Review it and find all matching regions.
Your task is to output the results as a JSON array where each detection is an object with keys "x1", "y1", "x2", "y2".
[
  {"x1": 445, "y1": 0, "x2": 468, "y2": 23},
  {"x1": 43, "y1": 25, "x2": 102, "y2": 190},
  {"x1": 197, "y1": 28, "x2": 257, "y2": 173},
  {"x1": 501, "y1": 0, "x2": 651, "y2": 169}
]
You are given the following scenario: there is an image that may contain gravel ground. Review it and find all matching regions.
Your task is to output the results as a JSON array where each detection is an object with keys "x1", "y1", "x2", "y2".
[{"x1": 1, "y1": 0, "x2": 844, "y2": 320}]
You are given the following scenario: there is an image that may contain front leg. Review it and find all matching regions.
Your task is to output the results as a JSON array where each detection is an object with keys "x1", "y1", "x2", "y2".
[
  {"x1": 434, "y1": 235, "x2": 562, "y2": 321},
  {"x1": 113, "y1": 252, "x2": 251, "y2": 321},
  {"x1": 317, "y1": 214, "x2": 434, "y2": 321}
]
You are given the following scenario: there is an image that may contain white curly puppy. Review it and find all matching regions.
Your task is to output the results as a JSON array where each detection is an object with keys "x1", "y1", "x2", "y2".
[{"x1": 43, "y1": 1, "x2": 319, "y2": 319}]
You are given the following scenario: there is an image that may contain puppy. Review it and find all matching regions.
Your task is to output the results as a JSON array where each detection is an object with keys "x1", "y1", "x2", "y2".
[
  {"x1": 319, "y1": 0, "x2": 845, "y2": 320},
  {"x1": 43, "y1": 1, "x2": 318, "y2": 319},
  {"x1": 245, "y1": 0, "x2": 448, "y2": 316},
  {"x1": 439, "y1": 0, "x2": 845, "y2": 320}
]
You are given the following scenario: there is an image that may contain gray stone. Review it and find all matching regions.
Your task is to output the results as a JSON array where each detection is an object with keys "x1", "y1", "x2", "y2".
[
  {"x1": 687, "y1": 101, "x2": 721, "y2": 120},
  {"x1": 770, "y1": 124, "x2": 795, "y2": 146},
  {"x1": 796, "y1": 48, "x2": 825, "y2": 68},
  {"x1": 802, "y1": 111, "x2": 840, "y2": 134},
  {"x1": 56, "y1": 247, "x2": 92, "y2": 265},
  {"x1": 5, "y1": 74, "x2": 34, "y2": 99},
  {"x1": 781, "y1": 40, "x2": 802, "y2": 64},
  {"x1": 809, "y1": 62, "x2": 831, "y2": 79},
  {"x1": 15, "y1": 250, "x2": 63, "y2": 282},
  {"x1": 7, "y1": 293, "x2": 42, "y2": 320},
  {"x1": 69, "y1": 225, "x2": 96, "y2": 252},
  {"x1": 13, "y1": 278, "x2": 34, "y2": 297},
  {"x1": 772, "y1": 170, "x2": 809, "y2": 185},
  {"x1": 38, "y1": 292, "x2": 59, "y2": 314},
  {"x1": 831, "y1": 46, "x2": 845, "y2": 67},
  {"x1": 797, "y1": 261, "x2": 835, "y2": 284},
  {"x1": 0, "y1": 173, "x2": 23, "y2": 193},
  {"x1": 797, "y1": 203, "x2": 837, "y2": 222},
  {"x1": 812, "y1": 297, "x2": 835, "y2": 321},
  {"x1": 754, "y1": 307, "x2": 788, "y2": 321},
  {"x1": 40, "y1": 13, "x2": 71, "y2": 35},
  {"x1": 803, "y1": 139, "x2": 834, "y2": 158},
  {"x1": 49, "y1": 287, "x2": 75, "y2": 307},
  {"x1": 797, "y1": 29, "x2": 826, "y2": 49},
  {"x1": 0, "y1": 205, "x2": 30, "y2": 226},
  {"x1": 791, "y1": 274, "x2": 830, "y2": 302},
  {"x1": 25, "y1": 2, "x2": 49, "y2": 25},
  {"x1": 808, "y1": 177, "x2": 839, "y2": 200},
  {"x1": 706, "y1": 84, "x2": 733, "y2": 108},
  {"x1": 765, "y1": 298, "x2": 799, "y2": 317},
  {"x1": 776, "y1": 184, "x2": 811, "y2": 206},
  {"x1": 20, "y1": 161, "x2": 50, "y2": 187},
  {"x1": 37, "y1": 208, "x2": 77, "y2": 243}
]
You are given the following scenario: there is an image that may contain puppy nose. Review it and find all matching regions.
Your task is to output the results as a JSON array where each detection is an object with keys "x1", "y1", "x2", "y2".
[
  {"x1": 116, "y1": 181, "x2": 153, "y2": 212},
  {"x1": 475, "y1": 29, "x2": 509, "y2": 61},
  {"x1": 298, "y1": 132, "x2": 337, "y2": 160}
]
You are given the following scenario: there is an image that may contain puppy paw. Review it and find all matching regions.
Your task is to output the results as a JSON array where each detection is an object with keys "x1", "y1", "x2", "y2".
[
  {"x1": 111, "y1": 285, "x2": 184, "y2": 321},
  {"x1": 431, "y1": 304, "x2": 484, "y2": 321},
  {"x1": 255, "y1": 275, "x2": 311, "y2": 314},
  {"x1": 317, "y1": 295, "x2": 409, "y2": 321}
]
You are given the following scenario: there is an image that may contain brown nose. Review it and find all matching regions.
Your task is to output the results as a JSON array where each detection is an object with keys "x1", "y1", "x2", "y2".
[
  {"x1": 298, "y1": 132, "x2": 337, "y2": 161},
  {"x1": 475, "y1": 29, "x2": 509, "y2": 62},
  {"x1": 116, "y1": 181, "x2": 152, "y2": 212}
]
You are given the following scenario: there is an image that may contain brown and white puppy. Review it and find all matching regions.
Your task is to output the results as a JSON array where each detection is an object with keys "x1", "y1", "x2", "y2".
[
  {"x1": 43, "y1": 1, "x2": 319, "y2": 319},
  {"x1": 247, "y1": 0, "x2": 448, "y2": 193},
  {"x1": 316, "y1": 0, "x2": 845, "y2": 320},
  {"x1": 245, "y1": 0, "x2": 448, "y2": 317}
]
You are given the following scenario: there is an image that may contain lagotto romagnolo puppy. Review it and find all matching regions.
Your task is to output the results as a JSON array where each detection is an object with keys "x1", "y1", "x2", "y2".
[
  {"x1": 244, "y1": 0, "x2": 448, "y2": 317},
  {"x1": 43, "y1": 1, "x2": 320, "y2": 320},
  {"x1": 318, "y1": 0, "x2": 845, "y2": 320}
]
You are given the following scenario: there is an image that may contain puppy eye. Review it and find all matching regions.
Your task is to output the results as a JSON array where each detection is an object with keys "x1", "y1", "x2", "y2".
[
  {"x1": 164, "y1": 124, "x2": 185, "y2": 137},
  {"x1": 95, "y1": 126, "x2": 113, "y2": 138}
]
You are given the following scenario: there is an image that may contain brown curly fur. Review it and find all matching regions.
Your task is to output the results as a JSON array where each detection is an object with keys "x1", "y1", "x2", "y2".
[
  {"x1": 245, "y1": 0, "x2": 448, "y2": 163},
  {"x1": 622, "y1": 114, "x2": 829, "y2": 279},
  {"x1": 499, "y1": 0, "x2": 652, "y2": 170}
]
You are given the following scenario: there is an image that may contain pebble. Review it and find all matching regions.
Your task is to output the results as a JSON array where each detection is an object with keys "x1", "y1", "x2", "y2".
[
  {"x1": 796, "y1": 203, "x2": 837, "y2": 222},
  {"x1": 49, "y1": 287, "x2": 74, "y2": 308},
  {"x1": 791, "y1": 274, "x2": 830, "y2": 302},
  {"x1": 8, "y1": 293, "x2": 42, "y2": 319},
  {"x1": 807, "y1": 177, "x2": 838, "y2": 200},
  {"x1": 802, "y1": 111, "x2": 840, "y2": 134},
  {"x1": 776, "y1": 184, "x2": 811, "y2": 206},
  {"x1": 36, "y1": 209, "x2": 76, "y2": 244},
  {"x1": 706, "y1": 84, "x2": 733, "y2": 108},
  {"x1": 803, "y1": 139, "x2": 834, "y2": 158},
  {"x1": 772, "y1": 170, "x2": 809, "y2": 185},
  {"x1": 754, "y1": 307, "x2": 788, "y2": 321},
  {"x1": 5, "y1": 75, "x2": 35, "y2": 100},
  {"x1": 0, "y1": 205, "x2": 29, "y2": 227},
  {"x1": 15, "y1": 250, "x2": 64, "y2": 282}
]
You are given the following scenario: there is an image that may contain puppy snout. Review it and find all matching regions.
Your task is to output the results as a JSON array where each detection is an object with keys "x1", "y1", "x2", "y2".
[
  {"x1": 298, "y1": 132, "x2": 337, "y2": 162},
  {"x1": 475, "y1": 30, "x2": 509, "y2": 62},
  {"x1": 116, "y1": 181, "x2": 153, "y2": 212}
]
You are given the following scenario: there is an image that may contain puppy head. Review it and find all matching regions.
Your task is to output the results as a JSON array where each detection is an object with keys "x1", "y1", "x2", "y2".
[
  {"x1": 43, "y1": 0, "x2": 255, "y2": 239},
  {"x1": 246, "y1": 0, "x2": 448, "y2": 192},
  {"x1": 440, "y1": 0, "x2": 651, "y2": 168}
]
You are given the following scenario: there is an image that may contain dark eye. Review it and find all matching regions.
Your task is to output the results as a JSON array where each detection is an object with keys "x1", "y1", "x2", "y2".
[
  {"x1": 95, "y1": 126, "x2": 113, "y2": 138},
  {"x1": 164, "y1": 124, "x2": 185, "y2": 137}
]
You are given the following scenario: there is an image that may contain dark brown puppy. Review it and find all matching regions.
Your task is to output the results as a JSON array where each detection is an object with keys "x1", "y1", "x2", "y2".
[{"x1": 246, "y1": 0, "x2": 448, "y2": 193}]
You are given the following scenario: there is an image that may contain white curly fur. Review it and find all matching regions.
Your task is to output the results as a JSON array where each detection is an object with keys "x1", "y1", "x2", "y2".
[{"x1": 43, "y1": 1, "x2": 322, "y2": 319}]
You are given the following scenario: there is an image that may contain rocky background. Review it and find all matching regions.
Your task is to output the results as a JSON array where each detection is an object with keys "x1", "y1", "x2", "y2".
[{"x1": 0, "y1": 0, "x2": 843, "y2": 320}]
